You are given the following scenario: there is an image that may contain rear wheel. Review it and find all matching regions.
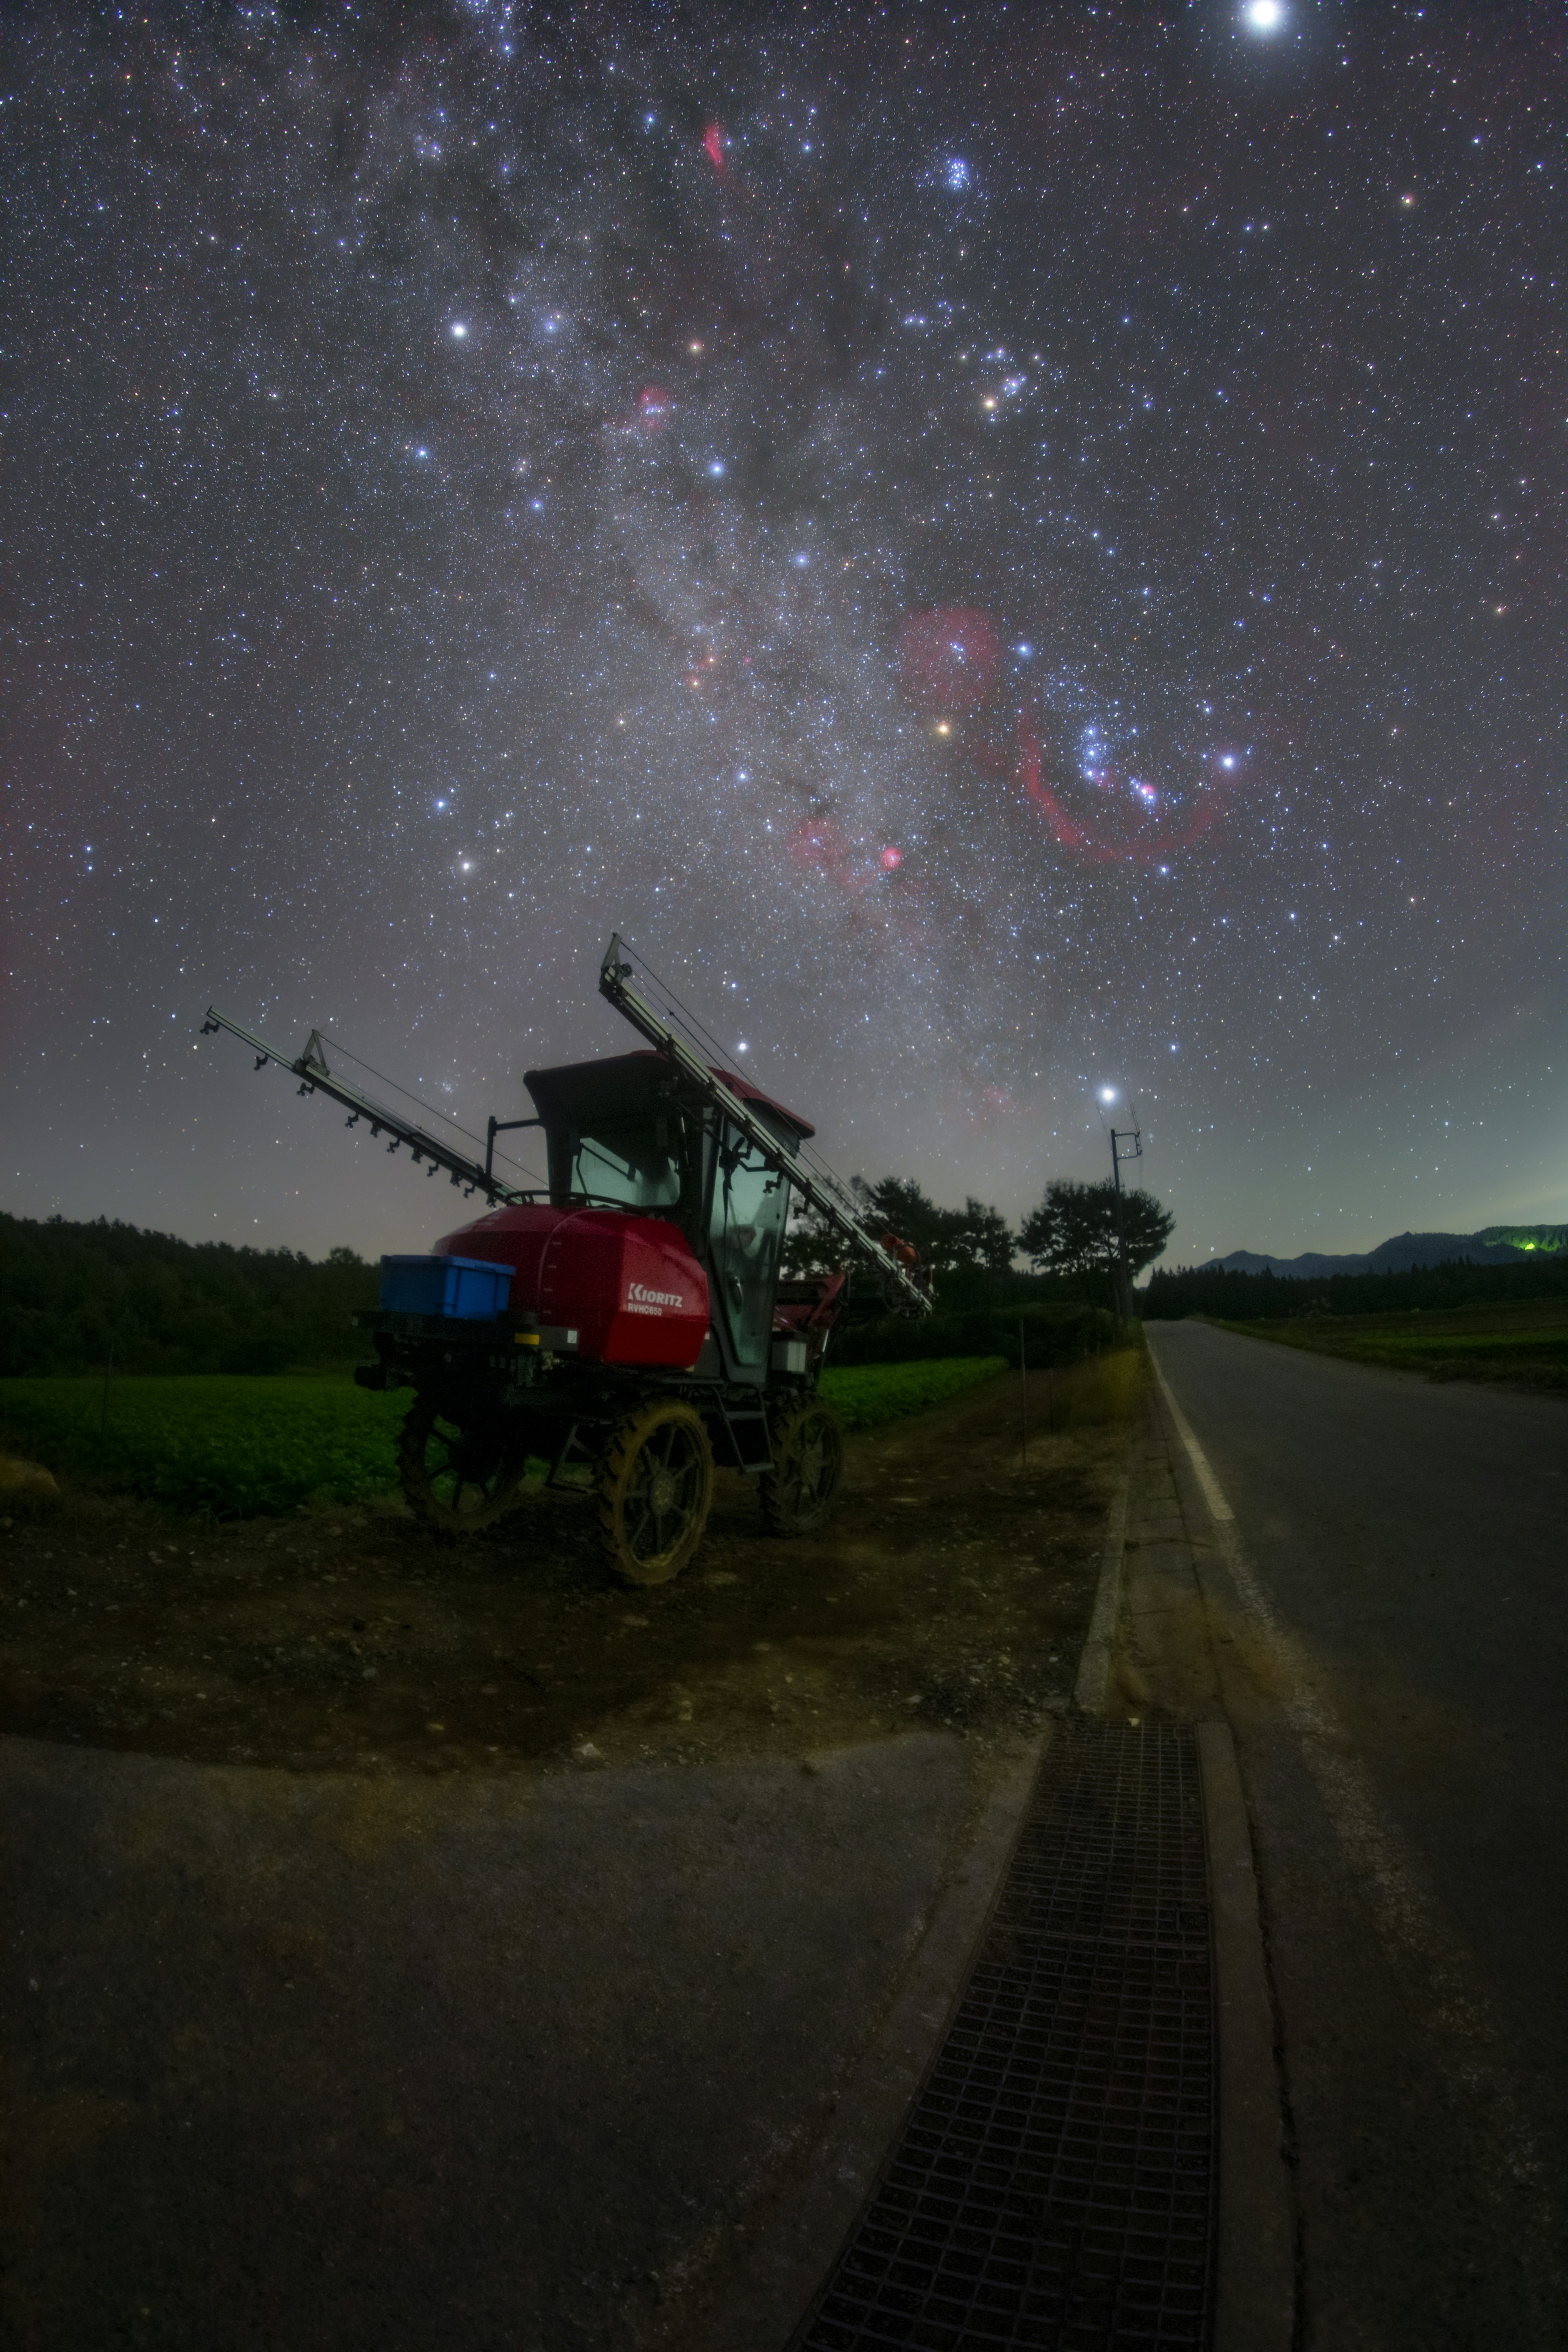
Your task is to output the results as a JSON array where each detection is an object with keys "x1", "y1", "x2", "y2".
[
  {"x1": 398, "y1": 1397, "x2": 530, "y2": 1532},
  {"x1": 759, "y1": 1399, "x2": 844, "y2": 1536},
  {"x1": 596, "y1": 1401, "x2": 715, "y2": 1586}
]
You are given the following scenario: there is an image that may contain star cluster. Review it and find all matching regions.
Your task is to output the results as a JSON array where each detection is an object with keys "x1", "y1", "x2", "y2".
[{"x1": 2, "y1": 3, "x2": 1563, "y2": 1254}]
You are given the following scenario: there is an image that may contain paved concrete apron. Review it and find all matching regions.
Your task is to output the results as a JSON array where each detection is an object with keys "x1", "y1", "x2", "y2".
[
  {"x1": 1147, "y1": 1322, "x2": 1568, "y2": 2350},
  {"x1": 1, "y1": 1733, "x2": 987, "y2": 2352}
]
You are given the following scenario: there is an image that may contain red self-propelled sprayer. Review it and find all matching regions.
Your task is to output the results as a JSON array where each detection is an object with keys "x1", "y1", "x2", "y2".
[{"x1": 201, "y1": 937, "x2": 931, "y2": 1584}]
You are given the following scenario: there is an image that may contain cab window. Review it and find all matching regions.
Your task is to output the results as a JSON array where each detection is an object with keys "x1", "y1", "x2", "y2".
[
  {"x1": 708, "y1": 1125, "x2": 790, "y2": 1366},
  {"x1": 567, "y1": 1112, "x2": 686, "y2": 1212}
]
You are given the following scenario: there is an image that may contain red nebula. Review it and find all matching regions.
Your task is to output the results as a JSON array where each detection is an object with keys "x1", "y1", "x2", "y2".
[
  {"x1": 703, "y1": 122, "x2": 726, "y2": 171},
  {"x1": 897, "y1": 608, "x2": 1000, "y2": 715},
  {"x1": 637, "y1": 386, "x2": 672, "y2": 431},
  {"x1": 1013, "y1": 706, "x2": 1229, "y2": 867},
  {"x1": 788, "y1": 817, "x2": 893, "y2": 899}
]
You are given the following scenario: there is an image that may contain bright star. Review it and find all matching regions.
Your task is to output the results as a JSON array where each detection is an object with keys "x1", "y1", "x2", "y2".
[
  {"x1": 1243, "y1": 0, "x2": 1285, "y2": 29},
  {"x1": 1100, "y1": 1087, "x2": 1118, "y2": 1103},
  {"x1": 449, "y1": 321, "x2": 468, "y2": 339}
]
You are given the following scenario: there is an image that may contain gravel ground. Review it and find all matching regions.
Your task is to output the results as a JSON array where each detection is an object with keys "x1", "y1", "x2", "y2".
[{"x1": 0, "y1": 1358, "x2": 1134, "y2": 1780}]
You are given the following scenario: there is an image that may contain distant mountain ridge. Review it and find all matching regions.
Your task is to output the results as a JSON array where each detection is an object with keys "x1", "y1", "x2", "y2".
[{"x1": 1208, "y1": 1225, "x2": 1568, "y2": 1280}]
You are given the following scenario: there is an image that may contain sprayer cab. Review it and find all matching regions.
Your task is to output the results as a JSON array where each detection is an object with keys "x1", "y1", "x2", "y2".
[{"x1": 436, "y1": 1049, "x2": 815, "y2": 1388}]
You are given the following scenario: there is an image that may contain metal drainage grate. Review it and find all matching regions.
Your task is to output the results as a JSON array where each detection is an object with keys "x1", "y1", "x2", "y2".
[{"x1": 795, "y1": 1719, "x2": 1214, "y2": 2351}]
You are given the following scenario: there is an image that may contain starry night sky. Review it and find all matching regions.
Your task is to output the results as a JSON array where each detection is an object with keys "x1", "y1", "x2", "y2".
[{"x1": 4, "y1": 1, "x2": 1564, "y2": 1265}]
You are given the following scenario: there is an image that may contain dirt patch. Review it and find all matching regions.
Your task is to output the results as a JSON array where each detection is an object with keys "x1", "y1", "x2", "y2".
[{"x1": 0, "y1": 1359, "x2": 1137, "y2": 1780}]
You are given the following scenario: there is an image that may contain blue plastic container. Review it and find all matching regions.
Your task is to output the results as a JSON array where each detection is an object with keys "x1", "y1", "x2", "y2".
[{"x1": 379, "y1": 1254, "x2": 513, "y2": 1320}]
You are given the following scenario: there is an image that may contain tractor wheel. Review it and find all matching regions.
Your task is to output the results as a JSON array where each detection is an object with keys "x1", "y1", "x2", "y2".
[
  {"x1": 759, "y1": 1399, "x2": 844, "y2": 1537},
  {"x1": 595, "y1": 1400, "x2": 715, "y2": 1586},
  {"x1": 398, "y1": 1396, "x2": 530, "y2": 1533}
]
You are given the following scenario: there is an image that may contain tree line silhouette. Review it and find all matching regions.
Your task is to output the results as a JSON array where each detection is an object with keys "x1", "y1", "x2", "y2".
[{"x1": 2, "y1": 1173, "x2": 1179, "y2": 1379}]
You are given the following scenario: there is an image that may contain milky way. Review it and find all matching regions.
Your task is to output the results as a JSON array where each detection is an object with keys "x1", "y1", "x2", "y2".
[{"x1": 3, "y1": 3, "x2": 1563, "y2": 1259}]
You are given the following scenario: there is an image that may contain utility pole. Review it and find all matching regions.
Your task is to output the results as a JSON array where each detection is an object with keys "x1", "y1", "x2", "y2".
[{"x1": 1107, "y1": 1110, "x2": 1142, "y2": 1325}]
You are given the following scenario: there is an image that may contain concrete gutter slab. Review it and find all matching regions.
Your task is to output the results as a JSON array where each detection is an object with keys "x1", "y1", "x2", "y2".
[{"x1": 2, "y1": 1730, "x2": 1004, "y2": 2352}]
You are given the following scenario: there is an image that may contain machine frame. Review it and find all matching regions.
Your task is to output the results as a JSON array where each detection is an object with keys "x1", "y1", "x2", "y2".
[{"x1": 202, "y1": 938, "x2": 929, "y2": 1582}]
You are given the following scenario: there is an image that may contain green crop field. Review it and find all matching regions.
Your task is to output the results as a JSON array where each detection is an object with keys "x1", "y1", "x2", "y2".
[
  {"x1": 1350, "y1": 1327, "x2": 1568, "y2": 1361},
  {"x1": 1216, "y1": 1300, "x2": 1568, "y2": 1388},
  {"x1": 0, "y1": 1374, "x2": 411, "y2": 1518},
  {"x1": 819, "y1": 1356, "x2": 1007, "y2": 1430},
  {"x1": 0, "y1": 1356, "x2": 1011, "y2": 1519}
]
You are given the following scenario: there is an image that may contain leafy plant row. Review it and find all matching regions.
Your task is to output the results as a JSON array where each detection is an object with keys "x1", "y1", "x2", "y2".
[
  {"x1": 0, "y1": 1357, "x2": 1015, "y2": 1519},
  {"x1": 819, "y1": 1357, "x2": 1007, "y2": 1429}
]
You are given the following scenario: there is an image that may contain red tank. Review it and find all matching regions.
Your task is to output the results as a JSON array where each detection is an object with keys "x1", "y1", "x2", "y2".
[{"x1": 435, "y1": 1203, "x2": 710, "y2": 1371}]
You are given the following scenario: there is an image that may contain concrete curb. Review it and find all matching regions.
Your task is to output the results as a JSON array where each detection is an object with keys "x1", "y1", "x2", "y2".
[
  {"x1": 1198, "y1": 1719, "x2": 1296, "y2": 2352},
  {"x1": 1072, "y1": 1465, "x2": 1130, "y2": 1714},
  {"x1": 1127, "y1": 1357, "x2": 1296, "y2": 2352}
]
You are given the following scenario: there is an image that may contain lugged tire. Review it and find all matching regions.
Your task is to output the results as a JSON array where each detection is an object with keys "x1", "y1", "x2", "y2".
[
  {"x1": 595, "y1": 1399, "x2": 715, "y2": 1586},
  {"x1": 759, "y1": 1398, "x2": 844, "y2": 1537},
  {"x1": 398, "y1": 1395, "x2": 530, "y2": 1533}
]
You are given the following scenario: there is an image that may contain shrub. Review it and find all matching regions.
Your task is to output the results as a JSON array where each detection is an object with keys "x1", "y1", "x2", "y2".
[{"x1": 829, "y1": 1300, "x2": 1115, "y2": 1370}]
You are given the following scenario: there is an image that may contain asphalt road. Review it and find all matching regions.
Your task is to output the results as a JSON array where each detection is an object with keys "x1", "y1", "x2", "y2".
[{"x1": 1146, "y1": 1322, "x2": 1568, "y2": 2350}]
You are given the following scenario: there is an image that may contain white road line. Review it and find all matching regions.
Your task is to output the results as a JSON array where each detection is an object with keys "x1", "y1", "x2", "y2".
[
  {"x1": 1146, "y1": 1332, "x2": 1559, "y2": 2256},
  {"x1": 1144, "y1": 1355, "x2": 1232, "y2": 1521}
]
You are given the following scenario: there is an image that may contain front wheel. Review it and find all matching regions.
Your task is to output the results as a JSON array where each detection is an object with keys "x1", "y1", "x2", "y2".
[
  {"x1": 596, "y1": 1400, "x2": 715, "y2": 1586},
  {"x1": 398, "y1": 1396, "x2": 530, "y2": 1532},
  {"x1": 759, "y1": 1399, "x2": 844, "y2": 1536}
]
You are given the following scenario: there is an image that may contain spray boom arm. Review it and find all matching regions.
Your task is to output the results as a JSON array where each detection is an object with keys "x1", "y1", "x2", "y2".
[
  {"x1": 598, "y1": 936, "x2": 932, "y2": 1317},
  {"x1": 203, "y1": 943, "x2": 934, "y2": 1318},
  {"x1": 199, "y1": 1008, "x2": 531, "y2": 1206}
]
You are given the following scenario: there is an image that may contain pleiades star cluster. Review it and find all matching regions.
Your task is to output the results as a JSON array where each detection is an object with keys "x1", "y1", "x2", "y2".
[{"x1": 2, "y1": 2, "x2": 1562, "y2": 1257}]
